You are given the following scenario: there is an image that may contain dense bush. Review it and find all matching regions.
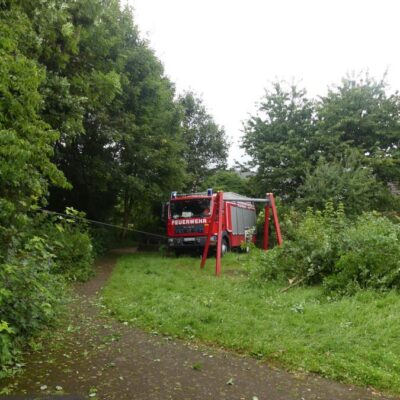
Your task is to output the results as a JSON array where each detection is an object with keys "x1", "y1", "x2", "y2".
[
  {"x1": 43, "y1": 209, "x2": 94, "y2": 282},
  {"x1": 0, "y1": 236, "x2": 64, "y2": 369},
  {"x1": 251, "y1": 204, "x2": 400, "y2": 296},
  {"x1": 324, "y1": 213, "x2": 400, "y2": 295},
  {"x1": 252, "y1": 203, "x2": 345, "y2": 284},
  {"x1": 296, "y1": 151, "x2": 392, "y2": 216},
  {"x1": 0, "y1": 209, "x2": 94, "y2": 371},
  {"x1": 90, "y1": 227, "x2": 113, "y2": 256},
  {"x1": 90, "y1": 226, "x2": 138, "y2": 257}
]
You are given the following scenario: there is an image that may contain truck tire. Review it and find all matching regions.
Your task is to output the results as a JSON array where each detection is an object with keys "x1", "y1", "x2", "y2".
[{"x1": 221, "y1": 238, "x2": 229, "y2": 256}]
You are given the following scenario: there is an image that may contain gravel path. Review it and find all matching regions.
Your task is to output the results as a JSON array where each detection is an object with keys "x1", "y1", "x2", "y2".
[{"x1": 1, "y1": 250, "x2": 397, "y2": 400}]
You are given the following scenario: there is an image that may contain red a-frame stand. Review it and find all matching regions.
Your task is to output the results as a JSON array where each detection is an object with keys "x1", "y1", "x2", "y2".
[{"x1": 200, "y1": 192, "x2": 283, "y2": 276}]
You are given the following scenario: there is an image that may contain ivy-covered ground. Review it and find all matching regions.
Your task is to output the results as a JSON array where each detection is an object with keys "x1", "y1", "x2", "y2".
[{"x1": 1, "y1": 250, "x2": 397, "y2": 400}]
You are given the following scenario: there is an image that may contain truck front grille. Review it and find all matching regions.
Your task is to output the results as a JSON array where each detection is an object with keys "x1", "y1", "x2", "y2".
[{"x1": 174, "y1": 224, "x2": 204, "y2": 234}]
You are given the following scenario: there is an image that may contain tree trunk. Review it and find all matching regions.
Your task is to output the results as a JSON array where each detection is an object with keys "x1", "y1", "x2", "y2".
[{"x1": 122, "y1": 190, "x2": 133, "y2": 238}]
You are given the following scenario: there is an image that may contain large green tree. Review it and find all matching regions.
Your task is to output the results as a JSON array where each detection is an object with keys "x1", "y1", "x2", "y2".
[
  {"x1": 201, "y1": 170, "x2": 250, "y2": 194},
  {"x1": 115, "y1": 42, "x2": 186, "y2": 230},
  {"x1": 0, "y1": 3, "x2": 67, "y2": 255},
  {"x1": 297, "y1": 151, "x2": 387, "y2": 215},
  {"x1": 24, "y1": 1, "x2": 188, "y2": 228},
  {"x1": 179, "y1": 91, "x2": 229, "y2": 191},
  {"x1": 317, "y1": 74, "x2": 400, "y2": 186},
  {"x1": 38, "y1": 0, "x2": 129, "y2": 220},
  {"x1": 243, "y1": 76, "x2": 399, "y2": 213},
  {"x1": 242, "y1": 82, "x2": 316, "y2": 200},
  {"x1": 1, "y1": 1, "x2": 230, "y2": 232}
]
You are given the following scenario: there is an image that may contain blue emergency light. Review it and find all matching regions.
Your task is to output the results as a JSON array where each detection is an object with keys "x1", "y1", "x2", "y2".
[
  {"x1": 207, "y1": 188, "x2": 213, "y2": 196},
  {"x1": 171, "y1": 191, "x2": 177, "y2": 199}
]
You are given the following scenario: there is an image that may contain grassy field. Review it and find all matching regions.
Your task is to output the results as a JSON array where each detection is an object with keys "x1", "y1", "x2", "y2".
[{"x1": 103, "y1": 252, "x2": 400, "y2": 394}]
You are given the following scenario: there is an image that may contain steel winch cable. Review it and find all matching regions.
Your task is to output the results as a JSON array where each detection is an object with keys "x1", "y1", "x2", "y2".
[{"x1": 39, "y1": 209, "x2": 168, "y2": 240}]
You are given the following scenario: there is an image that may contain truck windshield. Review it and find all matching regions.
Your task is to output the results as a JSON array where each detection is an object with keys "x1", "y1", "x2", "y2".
[{"x1": 170, "y1": 199, "x2": 211, "y2": 219}]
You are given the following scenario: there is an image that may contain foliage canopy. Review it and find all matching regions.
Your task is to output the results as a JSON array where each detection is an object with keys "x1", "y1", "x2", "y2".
[{"x1": 242, "y1": 76, "x2": 400, "y2": 214}]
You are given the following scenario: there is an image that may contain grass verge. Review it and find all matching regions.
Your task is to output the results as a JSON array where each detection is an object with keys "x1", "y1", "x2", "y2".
[{"x1": 103, "y1": 252, "x2": 400, "y2": 394}]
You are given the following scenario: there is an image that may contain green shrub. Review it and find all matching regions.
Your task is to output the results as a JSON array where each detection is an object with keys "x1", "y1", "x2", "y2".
[
  {"x1": 324, "y1": 214, "x2": 400, "y2": 295},
  {"x1": 40, "y1": 208, "x2": 94, "y2": 281},
  {"x1": 252, "y1": 203, "x2": 346, "y2": 284},
  {"x1": 0, "y1": 236, "x2": 64, "y2": 370},
  {"x1": 296, "y1": 151, "x2": 392, "y2": 216},
  {"x1": 0, "y1": 208, "x2": 94, "y2": 370},
  {"x1": 50, "y1": 226, "x2": 94, "y2": 281},
  {"x1": 252, "y1": 205, "x2": 400, "y2": 296},
  {"x1": 90, "y1": 227, "x2": 112, "y2": 256},
  {"x1": 89, "y1": 226, "x2": 137, "y2": 256},
  {"x1": 249, "y1": 246, "x2": 283, "y2": 284},
  {"x1": 0, "y1": 321, "x2": 14, "y2": 367}
]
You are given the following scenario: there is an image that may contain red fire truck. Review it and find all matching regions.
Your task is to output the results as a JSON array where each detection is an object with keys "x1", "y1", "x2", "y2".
[{"x1": 166, "y1": 189, "x2": 257, "y2": 254}]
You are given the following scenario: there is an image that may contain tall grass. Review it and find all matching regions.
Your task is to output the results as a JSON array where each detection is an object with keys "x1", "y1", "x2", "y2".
[{"x1": 103, "y1": 252, "x2": 400, "y2": 394}]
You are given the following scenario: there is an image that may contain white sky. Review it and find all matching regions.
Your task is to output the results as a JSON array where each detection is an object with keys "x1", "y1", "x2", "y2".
[{"x1": 126, "y1": 0, "x2": 400, "y2": 165}]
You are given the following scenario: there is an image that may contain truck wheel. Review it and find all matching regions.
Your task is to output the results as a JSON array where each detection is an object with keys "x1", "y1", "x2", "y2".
[{"x1": 221, "y1": 238, "x2": 229, "y2": 256}]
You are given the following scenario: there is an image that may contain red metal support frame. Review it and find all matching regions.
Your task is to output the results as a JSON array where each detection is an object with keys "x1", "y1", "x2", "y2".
[
  {"x1": 214, "y1": 191, "x2": 224, "y2": 276},
  {"x1": 201, "y1": 191, "x2": 283, "y2": 275},
  {"x1": 263, "y1": 203, "x2": 270, "y2": 250},
  {"x1": 200, "y1": 194, "x2": 217, "y2": 269},
  {"x1": 200, "y1": 191, "x2": 224, "y2": 276},
  {"x1": 268, "y1": 193, "x2": 283, "y2": 246}
]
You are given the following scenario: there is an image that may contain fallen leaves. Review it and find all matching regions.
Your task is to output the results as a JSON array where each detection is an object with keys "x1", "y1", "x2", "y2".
[{"x1": 226, "y1": 377, "x2": 234, "y2": 385}]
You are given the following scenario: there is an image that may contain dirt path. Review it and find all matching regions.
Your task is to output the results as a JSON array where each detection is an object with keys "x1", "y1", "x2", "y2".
[{"x1": 1, "y1": 250, "x2": 397, "y2": 400}]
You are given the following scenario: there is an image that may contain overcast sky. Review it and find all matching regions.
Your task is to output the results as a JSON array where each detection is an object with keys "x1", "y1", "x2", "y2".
[{"x1": 126, "y1": 0, "x2": 400, "y2": 165}]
